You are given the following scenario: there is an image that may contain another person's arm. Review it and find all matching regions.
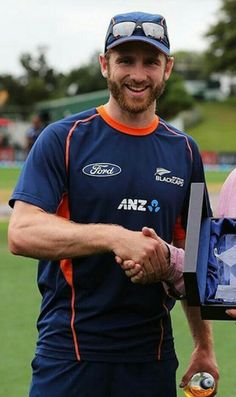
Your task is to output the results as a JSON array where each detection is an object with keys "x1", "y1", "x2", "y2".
[{"x1": 216, "y1": 168, "x2": 236, "y2": 319}]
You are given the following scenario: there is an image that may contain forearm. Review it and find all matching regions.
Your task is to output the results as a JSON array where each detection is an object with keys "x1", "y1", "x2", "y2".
[
  {"x1": 181, "y1": 301, "x2": 214, "y2": 350},
  {"x1": 8, "y1": 202, "x2": 123, "y2": 260},
  {"x1": 180, "y1": 301, "x2": 219, "y2": 386},
  {"x1": 8, "y1": 201, "x2": 162, "y2": 263}
]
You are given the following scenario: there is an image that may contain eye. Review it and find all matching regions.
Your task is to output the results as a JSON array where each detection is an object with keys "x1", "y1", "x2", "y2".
[
  {"x1": 117, "y1": 56, "x2": 133, "y2": 65},
  {"x1": 145, "y1": 58, "x2": 160, "y2": 66}
]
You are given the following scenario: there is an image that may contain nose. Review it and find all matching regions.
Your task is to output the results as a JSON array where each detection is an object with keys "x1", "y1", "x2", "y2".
[{"x1": 129, "y1": 62, "x2": 146, "y2": 82}]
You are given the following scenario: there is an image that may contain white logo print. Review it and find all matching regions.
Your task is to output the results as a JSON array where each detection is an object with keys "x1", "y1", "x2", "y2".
[
  {"x1": 82, "y1": 163, "x2": 121, "y2": 177},
  {"x1": 155, "y1": 168, "x2": 171, "y2": 176},
  {"x1": 118, "y1": 198, "x2": 160, "y2": 213},
  {"x1": 155, "y1": 167, "x2": 184, "y2": 187}
]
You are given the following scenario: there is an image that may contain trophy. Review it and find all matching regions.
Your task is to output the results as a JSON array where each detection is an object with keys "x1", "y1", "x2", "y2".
[{"x1": 214, "y1": 234, "x2": 236, "y2": 303}]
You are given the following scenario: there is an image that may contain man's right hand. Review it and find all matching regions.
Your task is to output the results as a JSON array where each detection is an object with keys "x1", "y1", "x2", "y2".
[{"x1": 114, "y1": 227, "x2": 170, "y2": 284}]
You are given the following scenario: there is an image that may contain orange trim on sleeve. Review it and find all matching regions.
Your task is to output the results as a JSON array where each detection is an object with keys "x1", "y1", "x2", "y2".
[
  {"x1": 96, "y1": 105, "x2": 159, "y2": 135},
  {"x1": 159, "y1": 120, "x2": 193, "y2": 161},
  {"x1": 66, "y1": 113, "x2": 99, "y2": 172}
]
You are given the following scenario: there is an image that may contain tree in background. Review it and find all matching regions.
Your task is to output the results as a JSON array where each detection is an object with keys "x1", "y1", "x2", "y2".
[
  {"x1": 0, "y1": 47, "x2": 64, "y2": 118},
  {"x1": 0, "y1": 74, "x2": 30, "y2": 118},
  {"x1": 205, "y1": 0, "x2": 236, "y2": 73},
  {"x1": 19, "y1": 47, "x2": 63, "y2": 103},
  {"x1": 173, "y1": 51, "x2": 209, "y2": 80},
  {"x1": 64, "y1": 52, "x2": 107, "y2": 95},
  {"x1": 0, "y1": 48, "x2": 194, "y2": 121},
  {"x1": 157, "y1": 71, "x2": 194, "y2": 119}
]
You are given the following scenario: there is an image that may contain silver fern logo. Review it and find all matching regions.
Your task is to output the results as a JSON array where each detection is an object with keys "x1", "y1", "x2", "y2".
[{"x1": 155, "y1": 168, "x2": 171, "y2": 176}]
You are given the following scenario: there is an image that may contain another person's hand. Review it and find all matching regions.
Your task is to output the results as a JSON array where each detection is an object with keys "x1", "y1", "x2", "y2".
[
  {"x1": 115, "y1": 258, "x2": 145, "y2": 283},
  {"x1": 226, "y1": 309, "x2": 236, "y2": 318}
]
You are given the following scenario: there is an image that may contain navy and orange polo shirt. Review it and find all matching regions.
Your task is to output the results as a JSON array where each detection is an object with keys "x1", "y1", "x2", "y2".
[{"x1": 10, "y1": 106, "x2": 207, "y2": 362}]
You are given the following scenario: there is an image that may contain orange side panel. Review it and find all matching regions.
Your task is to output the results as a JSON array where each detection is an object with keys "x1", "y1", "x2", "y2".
[
  {"x1": 60, "y1": 258, "x2": 73, "y2": 287},
  {"x1": 173, "y1": 216, "x2": 186, "y2": 242},
  {"x1": 57, "y1": 193, "x2": 73, "y2": 285},
  {"x1": 57, "y1": 192, "x2": 70, "y2": 219}
]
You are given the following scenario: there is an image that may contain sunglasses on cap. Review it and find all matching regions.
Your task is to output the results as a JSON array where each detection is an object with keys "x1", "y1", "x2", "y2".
[
  {"x1": 105, "y1": 14, "x2": 170, "y2": 55},
  {"x1": 112, "y1": 21, "x2": 165, "y2": 41}
]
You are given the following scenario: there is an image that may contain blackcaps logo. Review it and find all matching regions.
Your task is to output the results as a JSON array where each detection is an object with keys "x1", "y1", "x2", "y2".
[{"x1": 155, "y1": 167, "x2": 184, "y2": 187}]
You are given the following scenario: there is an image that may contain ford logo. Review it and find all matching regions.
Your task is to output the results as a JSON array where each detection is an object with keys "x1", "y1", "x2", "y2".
[{"x1": 82, "y1": 163, "x2": 121, "y2": 177}]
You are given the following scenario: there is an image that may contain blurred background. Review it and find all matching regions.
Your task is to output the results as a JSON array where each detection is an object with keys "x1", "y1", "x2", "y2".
[{"x1": 0, "y1": 0, "x2": 236, "y2": 396}]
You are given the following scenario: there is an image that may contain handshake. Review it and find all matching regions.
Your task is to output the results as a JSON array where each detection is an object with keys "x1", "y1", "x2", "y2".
[{"x1": 114, "y1": 226, "x2": 186, "y2": 299}]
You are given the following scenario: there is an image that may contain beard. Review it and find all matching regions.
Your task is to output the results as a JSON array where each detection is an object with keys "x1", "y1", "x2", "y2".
[{"x1": 107, "y1": 76, "x2": 166, "y2": 114}]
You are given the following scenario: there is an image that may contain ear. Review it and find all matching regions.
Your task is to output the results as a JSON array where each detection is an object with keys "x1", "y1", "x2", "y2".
[
  {"x1": 99, "y1": 54, "x2": 108, "y2": 78},
  {"x1": 164, "y1": 56, "x2": 174, "y2": 81}
]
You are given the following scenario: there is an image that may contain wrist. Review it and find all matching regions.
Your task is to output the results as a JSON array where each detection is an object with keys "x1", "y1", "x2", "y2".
[
  {"x1": 164, "y1": 244, "x2": 184, "y2": 283},
  {"x1": 106, "y1": 224, "x2": 125, "y2": 252},
  {"x1": 192, "y1": 344, "x2": 216, "y2": 360},
  {"x1": 162, "y1": 244, "x2": 186, "y2": 299},
  {"x1": 167, "y1": 244, "x2": 185, "y2": 277}
]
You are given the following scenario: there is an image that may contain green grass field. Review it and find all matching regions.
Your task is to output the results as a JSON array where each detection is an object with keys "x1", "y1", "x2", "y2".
[
  {"x1": 188, "y1": 101, "x2": 236, "y2": 152},
  {"x1": 205, "y1": 170, "x2": 232, "y2": 187},
  {"x1": 0, "y1": 168, "x2": 21, "y2": 190},
  {"x1": 0, "y1": 168, "x2": 21, "y2": 204},
  {"x1": 0, "y1": 222, "x2": 39, "y2": 397}
]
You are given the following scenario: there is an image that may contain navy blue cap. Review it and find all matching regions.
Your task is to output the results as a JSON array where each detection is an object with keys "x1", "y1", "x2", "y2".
[{"x1": 104, "y1": 11, "x2": 170, "y2": 55}]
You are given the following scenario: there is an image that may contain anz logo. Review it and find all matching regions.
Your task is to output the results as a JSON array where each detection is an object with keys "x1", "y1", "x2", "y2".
[{"x1": 118, "y1": 198, "x2": 160, "y2": 213}]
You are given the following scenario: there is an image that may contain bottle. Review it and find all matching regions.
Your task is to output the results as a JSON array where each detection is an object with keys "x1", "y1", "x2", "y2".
[{"x1": 184, "y1": 372, "x2": 215, "y2": 397}]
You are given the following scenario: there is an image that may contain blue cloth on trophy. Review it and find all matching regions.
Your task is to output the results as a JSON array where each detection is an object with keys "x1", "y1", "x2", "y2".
[{"x1": 206, "y1": 218, "x2": 236, "y2": 302}]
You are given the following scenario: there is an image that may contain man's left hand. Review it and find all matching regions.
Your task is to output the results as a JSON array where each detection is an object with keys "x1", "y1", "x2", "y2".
[{"x1": 179, "y1": 346, "x2": 219, "y2": 395}]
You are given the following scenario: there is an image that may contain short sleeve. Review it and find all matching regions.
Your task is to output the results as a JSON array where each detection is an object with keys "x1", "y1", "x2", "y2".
[{"x1": 9, "y1": 124, "x2": 68, "y2": 213}]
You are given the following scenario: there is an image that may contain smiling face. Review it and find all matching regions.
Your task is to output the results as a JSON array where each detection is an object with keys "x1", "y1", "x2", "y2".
[{"x1": 100, "y1": 42, "x2": 174, "y2": 116}]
